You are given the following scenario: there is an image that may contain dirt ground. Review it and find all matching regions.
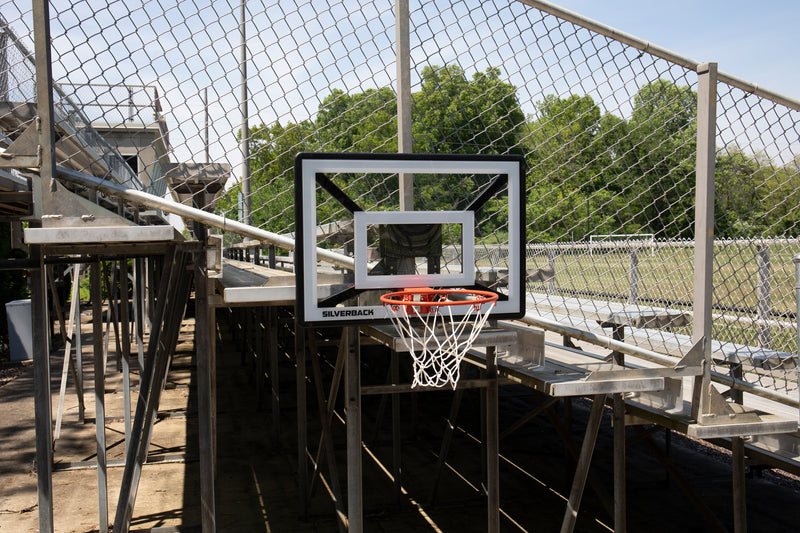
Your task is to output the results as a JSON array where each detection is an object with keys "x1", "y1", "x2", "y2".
[{"x1": 1, "y1": 310, "x2": 800, "y2": 533}]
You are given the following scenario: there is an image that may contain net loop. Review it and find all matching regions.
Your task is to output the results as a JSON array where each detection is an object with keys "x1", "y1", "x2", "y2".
[{"x1": 380, "y1": 289, "x2": 498, "y2": 389}]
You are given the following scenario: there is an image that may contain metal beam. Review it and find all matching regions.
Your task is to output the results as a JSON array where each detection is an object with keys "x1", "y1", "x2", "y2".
[
  {"x1": 31, "y1": 0, "x2": 58, "y2": 526},
  {"x1": 346, "y1": 327, "x2": 362, "y2": 532},
  {"x1": 560, "y1": 394, "x2": 605, "y2": 533},
  {"x1": 92, "y1": 261, "x2": 109, "y2": 532},
  {"x1": 692, "y1": 62, "x2": 718, "y2": 421}
]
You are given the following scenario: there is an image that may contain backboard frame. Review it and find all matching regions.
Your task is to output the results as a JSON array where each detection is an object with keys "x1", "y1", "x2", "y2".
[{"x1": 294, "y1": 152, "x2": 525, "y2": 327}]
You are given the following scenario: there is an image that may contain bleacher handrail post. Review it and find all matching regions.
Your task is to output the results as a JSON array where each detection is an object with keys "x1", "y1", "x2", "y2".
[
  {"x1": 756, "y1": 244, "x2": 772, "y2": 348},
  {"x1": 691, "y1": 62, "x2": 718, "y2": 422}
]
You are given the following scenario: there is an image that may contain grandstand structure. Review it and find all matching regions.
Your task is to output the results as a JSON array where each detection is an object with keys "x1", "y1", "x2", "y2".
[{"x1": 1, "y1": 0, "x2": 798, "y2": 532}]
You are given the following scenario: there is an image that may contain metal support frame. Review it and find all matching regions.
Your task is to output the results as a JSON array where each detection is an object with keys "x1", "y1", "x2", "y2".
[
  {"x1": 194, "y1": 219, "x2": 217, "y2": 532},
  {"x1": 560, "y1": 394, "x2": 605, "y2": 533},
  {"x1": 345, "y1": 326, "x2": 362, "y2": 533},
  {"x1": 31, "y1": 0, "x2": 58, "y2": 529},
  {"x1": 306, "y1": 330, "x2": 347, "y2": 532},
  {"x1": 691, "y1": 62, "x2": 718, "y2": 421},
  {"x1": 113, "y1": 247, "x2": 192, "y2": 533},
  {"x1": 795, "y1": 254, "x2": 800, "y2": 426},
  {"x1": 296, "y1": 320, "x2": 308, "y2": 519},
  {"x1": 30, "y1": 239, "x2": 54, "y2": 533},
  {"x1": 53, "y1": 263, "x2": 85, "y2": 439},
  {"x1": 92, "y1": 261, "x2": 109, "y2": 532},
  {"x1": 613, "y1": 359, "x2": 627, "y2": 533},
  {"x1": 269, "y1": 307, "x2": 280, "y2": 446},
  {"x1": 120, "y1": 258, "x2": 132, "y2": 448},
  {"x1": 485, "y1": 346, "x2": 499, "y2": 533}
]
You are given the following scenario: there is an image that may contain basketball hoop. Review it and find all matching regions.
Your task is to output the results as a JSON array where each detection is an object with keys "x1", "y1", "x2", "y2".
[{"x1": 380, "y1": 288, "x2": 498, "y2": 389}]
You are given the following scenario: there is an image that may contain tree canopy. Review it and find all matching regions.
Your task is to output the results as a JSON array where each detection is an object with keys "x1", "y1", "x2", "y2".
[{"x1": 215, "y1": 71, "x2": 798, "y2": 243}]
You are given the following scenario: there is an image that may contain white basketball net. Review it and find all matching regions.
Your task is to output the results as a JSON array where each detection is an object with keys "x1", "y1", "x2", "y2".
[{"x1": 383, "y1": 296, "x2": 496, "y2": 389}]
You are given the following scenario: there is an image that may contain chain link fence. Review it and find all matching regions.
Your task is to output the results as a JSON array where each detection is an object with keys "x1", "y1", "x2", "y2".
[{"x1": 2, "y1": 0, "x2": 798, "y2": 398}]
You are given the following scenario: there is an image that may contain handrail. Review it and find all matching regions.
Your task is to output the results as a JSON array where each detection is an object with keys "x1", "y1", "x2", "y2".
[
  {"x1": 55, "y1": 166, "x2": 356, "y2": 270},
  {"x1": 519, "y1": 310, "x2": 798, "y2": 409}
]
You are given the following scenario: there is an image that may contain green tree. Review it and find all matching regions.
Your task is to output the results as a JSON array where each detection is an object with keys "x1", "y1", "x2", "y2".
[
  {"x1": 755, "y1": 155, "x2": 800, "y2": 237},
  {"x1": 621, "y1": 79, "x2": 697, "y2": 238},
  {"x1": 316, "y1": 87, "x2": 398, "y2": 153},
  {"x1": 216, "y1": 120, "x2": 315, "y2": 236},
  {"x1": 524, "y1": 94, "x2": 637, "y2": 241},
  {"x1": 714, "y1": 149, "x2": 764, "y2": 237},
  {"x1": 412, "y1": 65, "x2": 525, "y2": 155}
]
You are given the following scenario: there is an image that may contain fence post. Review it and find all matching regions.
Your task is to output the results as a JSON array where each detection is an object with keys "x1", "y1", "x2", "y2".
[
  {"x1": 691, "y1": 63, "x2": 717, "y2": 422},
  {"x1": 547, "y1": 247, "x2": 556, "y2": 295},
  {"x1": 239, "y1": 0, "x2": 250, "y2": 225},
  {"x1": 794, "y1": 254, "x2": 800, "y2": 426},
  {"x1": 628, "y1": 248, "x2": 639, "y2": 304},
  {"x1": 756, "y1": 244, "x2": 771, "y2": 348},
  {"x1": 396, "y1": 0, "x2": 413, "y2": 210}
]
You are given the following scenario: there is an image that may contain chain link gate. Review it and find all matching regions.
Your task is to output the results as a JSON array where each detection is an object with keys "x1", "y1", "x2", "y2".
[{"x1": 2, "y1": 1, "x2": 799, "y2": 528}]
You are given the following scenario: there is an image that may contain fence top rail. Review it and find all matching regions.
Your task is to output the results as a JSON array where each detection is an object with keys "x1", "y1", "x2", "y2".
[
  {"x1": 527, "y1": 237, "x2": 800, "y2": 252},
  {"x1": 518, "y1": 0, "x2": 800, "y2": 111}
]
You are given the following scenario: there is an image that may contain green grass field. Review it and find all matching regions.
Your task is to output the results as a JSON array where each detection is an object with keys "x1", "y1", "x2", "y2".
[{"x1": 523, "y1": 241, "x2": 799, "y2": 357}]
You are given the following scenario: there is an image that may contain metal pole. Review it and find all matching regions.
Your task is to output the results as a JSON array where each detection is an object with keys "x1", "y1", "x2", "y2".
[
  {"x1": 240, "y1": 0, "x2": 251, "y2": 225},
  {"x1": 732, "y1": 436, "x2": 747, "y2": 533},
  {"x1": 128, "y1": 85, "x2": 134, "y2": 122},
  {"x1": 204, "y1": 87, "x2": 210, "y2": 163},
  {"x1": 92, "y1": 261, "x2": 109, "y2": 532},
  {"x1": 29, "y1": 240, "x2": 53, "y2": 533},
  {"x1": 560, "y1": 394, "x2": 605, "y2": 533},
  {"x1": 346, "y1": 326, "x2": 363, "y2": 532},
  {"x1": 194, "y1": 218, "x2": 217, "y2": 532},
  {"x1": 31, "y1": 0, "x2": 57, "y2": 528},
  {"x1": 486, "y1": 346, "x2": 499, "y2": 533},
  {"x1": 756, "y1": 244, "x2": 771, "y2": 348},
  {"x1": 613, "y1": 352, "x2": 627, "y2": 533},
  {"x1": 0, "y1": 31, "x2": 8, "y2": 99},
  {"x1": 120, "y1": 259, "x2": 132, "y2": 449},
  {"x1": 691, "y1": 62, "x2": 717, "y2": 422},
  {"x1": 628, "y1": 248, "x2": 639, "y2": 304},
  {"x1": 296, "y1": 320, "x2": 308, "y2": 519},
  {"x1": 795, "y1": 254, "x2": 800, "y2": 426},
  {"x1": 396, "y1": 0, "x2": 413, "y2": 210}
]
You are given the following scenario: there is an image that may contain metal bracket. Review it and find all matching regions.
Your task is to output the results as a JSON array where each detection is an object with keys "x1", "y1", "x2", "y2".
[
  {"x1": 207, "y1": 234, "x2": 223, "y2": 279},
  {"x1": 496, "y1": 322, "x2": 544, "y2": 369},
  {"x1": 698, "y1": 385, "x2": 762, "y2": 426},
  {"x1": 0, "y1": 119, "x2": 42, "y2": 169}
]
